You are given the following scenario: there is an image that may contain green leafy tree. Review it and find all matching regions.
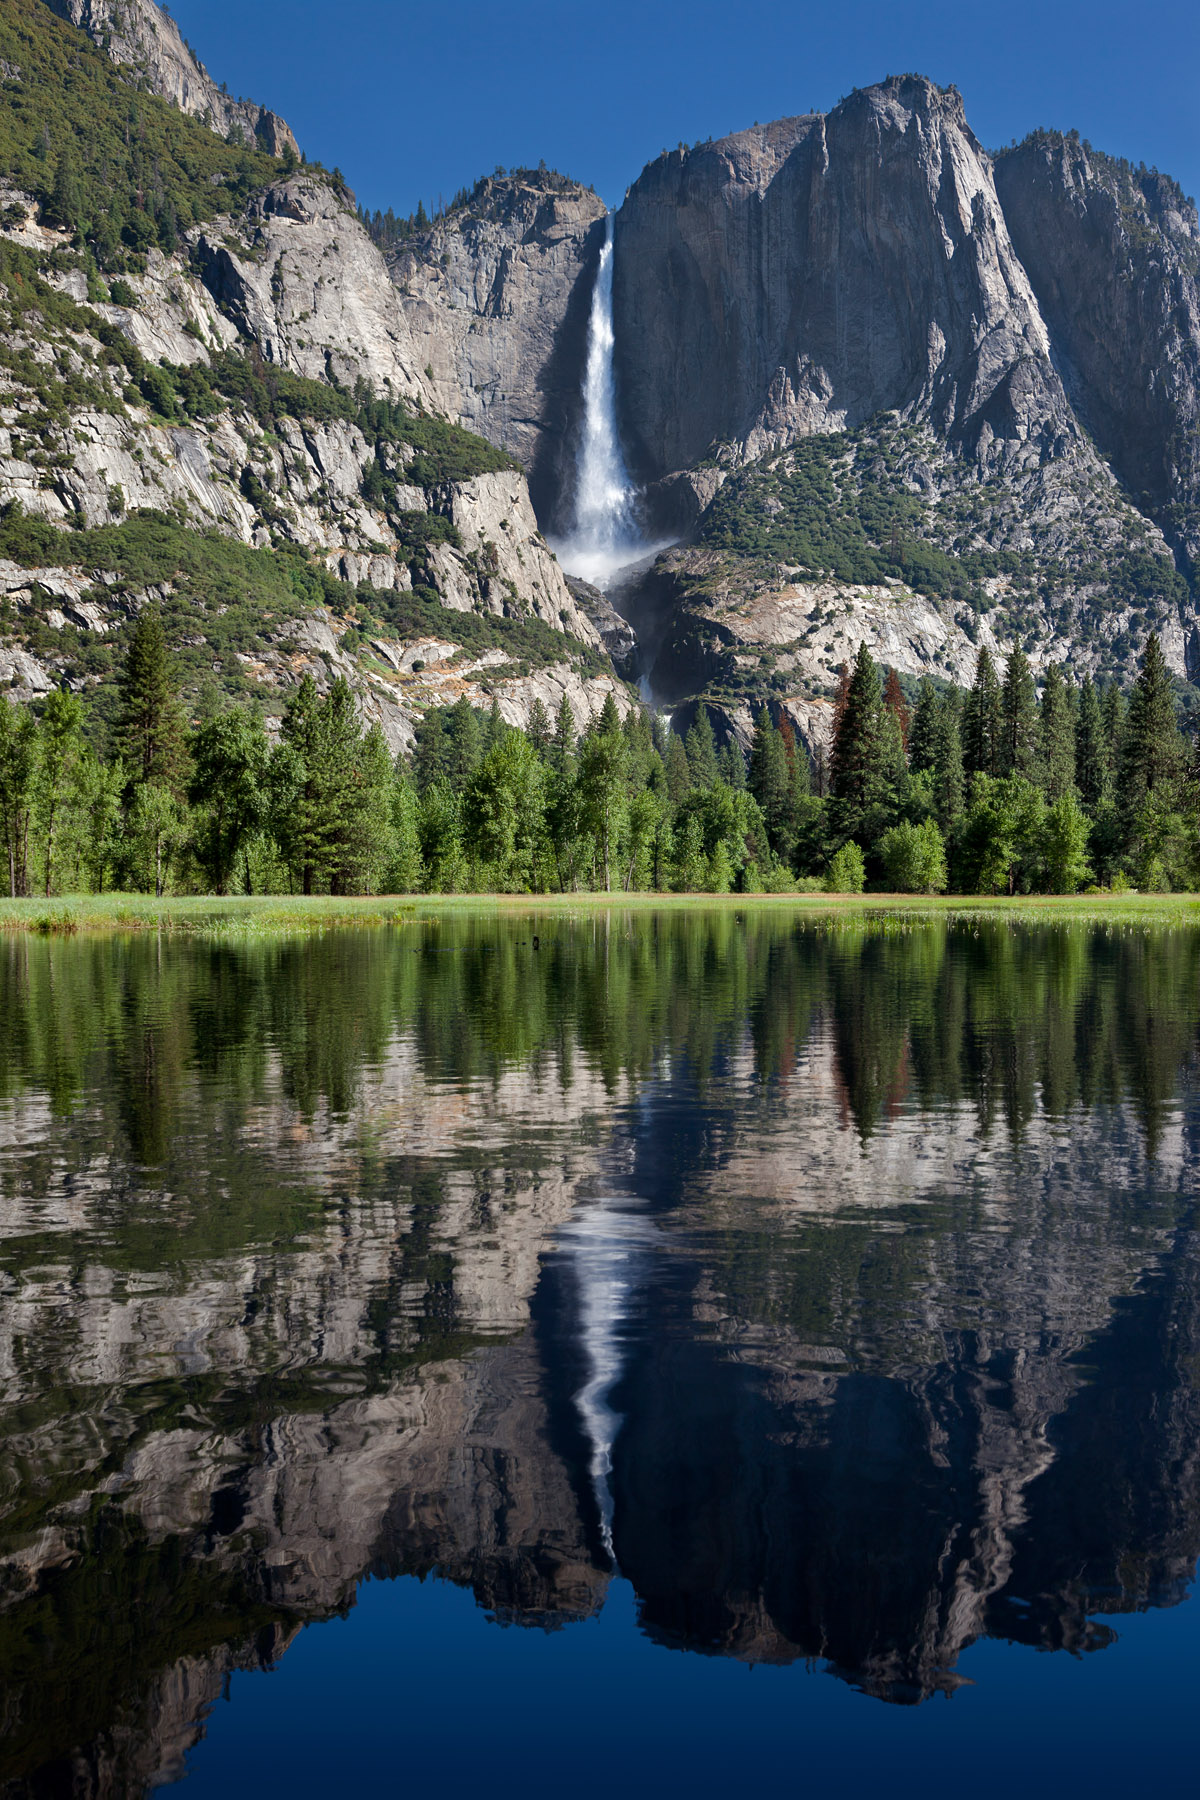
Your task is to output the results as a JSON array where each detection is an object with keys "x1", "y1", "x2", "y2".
[
  {"x1": 748, "y1": 708, "x2": 792, "y2": 860},
  {"x1": 128, "y1": 782, "x2": 188, "y2": 896},
  {"x1": 957, "y1": 774, "x2": 1046, "y2": 895},
  {"x1": 577, "y1": 709, "x2": 627, "y2": 890},
  {"x1": 930, "y1": 694, "x2": 965, "y2": 834},
  {"x1": 1119, "y1": 632, "x2": 1184, "y2": 814},
  {"x1": 825, "y1": 840, "x2": 866, "y2": 893},
  {"x1": 550, "y1": 693, "x2": 578, "y2": 772},
  {"x1": 830, "y1": 642, "x2": 896, "y2": 844},
  {"x1": 526, "y1": 697, "x2": 553, "y2": 760},
  {"x1": 188, "y1": 705, "x2": 269, "y2": 894},
  {"x1": 878, "y1": 818, "x2": 948, "y2": 893},
  {"x1": 461, "y1": 728, "x2": 546, "y2": 889},
  {"x1": 418, "y1": 782, "x2": 465, "y2": 892},
  {"x1": 663, "y1": 730, "x2": 691, "y2": 805},
  {"x1": 0, "y1": 700, "x2": 36, "y2": 896},
  {"x1": 1041, "y1": 791, "x2": 1092, "y2": 893},
  {"x1": 907, "y1": 678, "x2": 940, "y2": 775},
  {"x1": 388, "y1": 763, "x2": 425, "y2": 892},
  {"x1": 32, "y1": 689, "x2": 85, "y2": 896}
]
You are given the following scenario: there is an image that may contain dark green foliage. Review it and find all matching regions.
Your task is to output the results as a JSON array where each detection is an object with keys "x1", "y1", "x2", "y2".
[
  {"x1": 961, "y1": 649, "x2": 1003, "y2": 776},
  {"x1": 1074, "y1": 677, "x2": 1109, "y2": 810},
  {"x1": 685, "y1": 704, "x2": 718, "y2": 788},
  {"x1": 111, "y1": 609, "x2": 190, "y2": 797},
  {"x1": 930, "y1": 695, "x2": 965, "y2": 833},
  {"x1": 1038, "y1": 664, "x2": 1077, "y2": 801},
  {"x1": 188, "y1": 706, "x2": 269, "y2": 894},
  {"x1": 1119, "y1": 632, "x2": 1186, "y2": 811},
  {"x1": 1000, "y1": 648, "x2": 1040, "y2": 781},
  {"x1": 0, "y1": 0, "x2": 286, "y2": 267}
]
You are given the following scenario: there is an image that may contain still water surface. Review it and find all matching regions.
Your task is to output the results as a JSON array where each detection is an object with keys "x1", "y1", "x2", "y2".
[{"x1": 0, "y1": 911, "x2": 1197, "y2": 1795}]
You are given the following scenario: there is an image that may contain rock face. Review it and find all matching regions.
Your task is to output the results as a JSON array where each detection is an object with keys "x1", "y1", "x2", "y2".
[
  {"x1": 42, "y1": 0, "x2": 299, "y2": 155},
  {"x1": 391, "y1": 173, "x2": 609, "y2": 525},
  {"x1": 994, "y1": 133, "x2": 1200, "y2": 564},
  {"x1": 196, "y1": 175, "x2": 438, "y2": 401},
  {"x1": 612, "y1": 81, "x2": 1071, "y2": 483}
]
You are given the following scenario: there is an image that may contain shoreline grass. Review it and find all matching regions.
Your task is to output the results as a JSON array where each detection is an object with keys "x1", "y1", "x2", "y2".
[{"x1": 0, "y1": 890, "x2": 1197, "y2": 936}]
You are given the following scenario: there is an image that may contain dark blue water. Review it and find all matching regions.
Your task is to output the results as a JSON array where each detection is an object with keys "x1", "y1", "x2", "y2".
[{"x1": 0, "y1": 912, "x2": 1197, "y2": 1796}]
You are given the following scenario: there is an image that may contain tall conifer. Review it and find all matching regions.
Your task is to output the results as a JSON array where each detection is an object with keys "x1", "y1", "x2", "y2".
[
  {"x1": 961, "y1": 649, "x2": 1002, "y2": 777},
  {"x1": 1000, "y1": 648, "x2": 1039, "y2": 780},
  {"x1": 1038, "y1": 664, "x2": 1076, "y2": 801}
]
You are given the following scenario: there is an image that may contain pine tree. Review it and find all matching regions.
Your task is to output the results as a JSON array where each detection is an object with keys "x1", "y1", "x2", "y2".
[
  {"x1": 748, "y1": 708, "x2": 790, "y2": 856},
  {"x1": 664, "y1": 731, "x2": 691, "y2": 805},
  {"x1": 685, "y1": 705, "x2": 718, "y2": 788},
  {"x1": 550, "y1": 693, "x2": 577, "y2": 772},
  {"x1": 830, "y1": 642, "x2": 889, "y2": 841},
  {"x1": 1119, "y1": 632, "x2": 1184, "y2": 811},
  {"x1": 907, "y1": 678, "x2": 940, "y2": 775},
  {"x1": 999, "y1": 648, "x2": 1039, "y2": 780},
  {"x1": 961, "y1": 649, "x2": 1003, "y2": 777},
  {"x1": 1074, "y1": 677, "x2": 1107, "y2": 810},
  {"x1": 1100, "y1": 682, "x2": 1124, "y2": 786},
  {"x1": 526, "y1": 697, "x2": 552, "y2": 760},
  {"x1": 1038, "y1": 663, "x2": 1076, "y2": 801},
  {"x1": 718, "y1": 740, "x2": 745, "y2": 789},
  {"x1": 883, "y1": 668, "x2": 910, "y2": 750},
  {"x1": 930, "y1": 695, "x2": 965, "y2": 833},
  {"x1": 112, "y1": 609, "x2": 190, "y2": 797}
]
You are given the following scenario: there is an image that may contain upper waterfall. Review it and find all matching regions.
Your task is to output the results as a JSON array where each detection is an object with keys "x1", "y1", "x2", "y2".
[{"x1": 554, "y1": 215, "x2": 643, "y2": 588}]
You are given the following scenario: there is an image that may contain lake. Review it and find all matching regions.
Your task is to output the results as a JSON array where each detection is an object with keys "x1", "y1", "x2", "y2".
[{"x1": 1, "y1": 910, "x2": 1197, "y2": 1796}]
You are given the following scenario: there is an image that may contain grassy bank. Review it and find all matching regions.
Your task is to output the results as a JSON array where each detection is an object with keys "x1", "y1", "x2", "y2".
[{"x1": 0, "y1": 891, "x2": 1197, "y2": 937}]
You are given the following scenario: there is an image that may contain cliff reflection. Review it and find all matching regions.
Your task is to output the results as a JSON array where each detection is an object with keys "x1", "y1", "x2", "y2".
[{"x1": 0, "y1": 913, "x2": 1197, "y2": 1792}]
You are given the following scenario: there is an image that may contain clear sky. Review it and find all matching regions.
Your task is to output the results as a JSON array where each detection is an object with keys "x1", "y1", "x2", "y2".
[{"x1": 167, "y1": 0, "x2": 1200, "y2": 217}]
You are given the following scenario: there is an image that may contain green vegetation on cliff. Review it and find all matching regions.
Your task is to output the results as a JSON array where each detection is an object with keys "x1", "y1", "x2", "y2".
[{"x1": 0, "y1": 0, "x2": 287, "y2": 266}]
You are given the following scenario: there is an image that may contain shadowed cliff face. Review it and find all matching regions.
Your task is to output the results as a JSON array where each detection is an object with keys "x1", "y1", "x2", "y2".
[
  {"x1": 392, "y1": 177, "x2": 609, "y2": 530},
  {"x1": 612, "y1": 78, "x2": 1073, "y2": 484},
  {"x1": 0, "y1": 919, "x2": 1198, "y2": 1790},
  {"x1": 994, "y1": 135, "x2": 1200, "y2": 567}
]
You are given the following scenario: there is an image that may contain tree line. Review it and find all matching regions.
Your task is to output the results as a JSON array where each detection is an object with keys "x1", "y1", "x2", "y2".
[{"x1": 0, "y1": 615, "x2": 1196, "y2": 898}]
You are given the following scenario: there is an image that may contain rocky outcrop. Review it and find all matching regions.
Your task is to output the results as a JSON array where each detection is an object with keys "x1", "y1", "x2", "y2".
[
  {"x1": 196, "y1": 176, "x2": 438, "y2": 402},
  {"x1": 612, "y1": 80, "x2": 1073, "y2": 483},
  {"x1": 42, "y1": 0, "x2": 299, "y2": 155},
  {"x1": 391, "y1": 173, "x2": 608, "y2": 524},
  {"x1": 993, "y1": 132, "x2": 1200, "y2": 563}
]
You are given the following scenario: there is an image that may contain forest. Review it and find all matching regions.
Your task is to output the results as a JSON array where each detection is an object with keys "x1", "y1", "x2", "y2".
[{"x1": 0, "y1": 616, "x2": 1197, "y2": 899}]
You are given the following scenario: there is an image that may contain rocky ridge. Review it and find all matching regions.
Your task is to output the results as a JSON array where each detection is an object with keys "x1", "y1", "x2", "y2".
[{"x1": 43, "y1": 0, "x2": 299, "y2": 155}]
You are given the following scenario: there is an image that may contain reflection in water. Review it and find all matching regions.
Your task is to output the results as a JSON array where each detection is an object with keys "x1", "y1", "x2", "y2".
[
  {"x1": 0, "y1": 914, "x2": 1197, "y2": 1792},
  {"x1": 557, "y1": 1201, "x2": 656, "y2": 1559}
]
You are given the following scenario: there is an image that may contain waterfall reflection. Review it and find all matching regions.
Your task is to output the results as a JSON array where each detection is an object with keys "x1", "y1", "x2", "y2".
[{"x1": 0, "y1": 913, "x2": 1197, "y2": 1791}]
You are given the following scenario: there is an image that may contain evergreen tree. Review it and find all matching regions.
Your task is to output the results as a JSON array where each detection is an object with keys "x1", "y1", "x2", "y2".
[
  {"x1": 1119, "y1": 632, "x2": 1184, "y2": 810},
  {"x1": 748, "y1": 708, "x2": 791, "y2": 858},
  {"x1": 685, "y1": 705, "x2": 719, "y2": 789},
  {"x1": 577, "y1": 703, "x2": 627, "y2": 890},
  {"x1": 112, "y1": 609, "x2": 190, "y2": 797},
  {"x1": 882, "y1": 668, "x2": 910, "y2": 750},
  {"x1": 550, "y1": 693, "x2": 577, "y2": 772},
  {"x1": 961, "y1": 649, "x2": 1002, "y2": 777},
  {"x1": 526, "y1": 697, "x2": 552, "y2": 760},
  {"x1": 907, "y1": 678, "x2": 940, "y2": 776},
  {"x1": 1038, "y1": 664, "x2": 1076, "y2": 801},
  {"x1": 830, "y1": 642, "x2": 891, "y2": 842},
  {"x1": 388, "y1": 763, "x2": 425, "y2": 893},
  {"x1": 999, "y1": 648, "x2": 1039, "y2": 780},
  {"x1": 930, "y1": 695, "x2": 965, "y2": 833},
  {"x1": 664, "y1": 731, "x2": 691, "y2": 805},
  {"x1": 1100, "y1": 682, "x2": 1124, "y2": 787},
  {"x1": 718, "y1": 739, "x2": 746, "y2": 789},
  {"x1": 1074, "y1": 676, "x2": 1109, "y2": 810}
]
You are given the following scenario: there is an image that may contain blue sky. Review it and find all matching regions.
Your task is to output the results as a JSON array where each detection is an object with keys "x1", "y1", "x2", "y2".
[{"x1": 168, "y1": 0, "x2": 1200, "y2": 216}]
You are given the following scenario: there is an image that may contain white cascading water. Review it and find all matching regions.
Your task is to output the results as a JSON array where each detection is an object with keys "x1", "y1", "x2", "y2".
[
  {"x1": 554, "y1": 215, "x2": 642, "y2": 588},
  {"x1": 556, "y1": 1201, "x2": 655, "y2": 1561}
]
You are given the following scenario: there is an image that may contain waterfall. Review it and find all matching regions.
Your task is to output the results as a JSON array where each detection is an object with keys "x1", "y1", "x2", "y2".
[{"x1": 555, "y1": 215, "x2": 640, "y2": 588}]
